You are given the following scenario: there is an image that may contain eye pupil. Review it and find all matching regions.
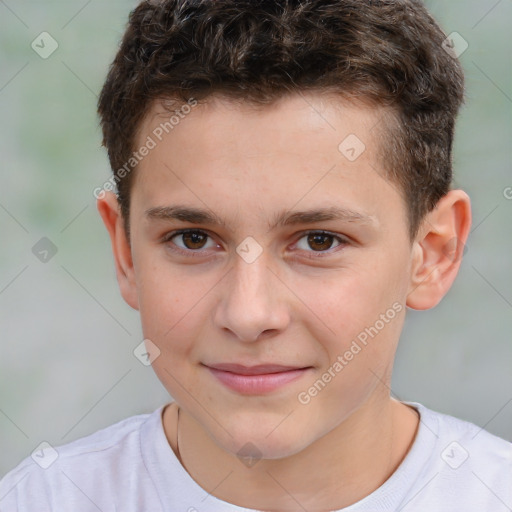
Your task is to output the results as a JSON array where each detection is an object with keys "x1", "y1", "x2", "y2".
[
  {"x1": 183, "y1": 231, "x2": 207, "y2": 249},
  {"x1": 308, "y1": 233, "x2": 333, "y2": 251}
]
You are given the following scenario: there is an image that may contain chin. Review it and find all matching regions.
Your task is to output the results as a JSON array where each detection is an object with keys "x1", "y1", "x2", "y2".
[{"x1": 216, "y1": 421, "x2": 313, "y2": 462}]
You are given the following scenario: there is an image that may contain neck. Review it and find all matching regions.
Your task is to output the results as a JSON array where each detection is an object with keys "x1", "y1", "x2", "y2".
[{"x1": 170, "y1": 396, "x2": 419, "y2": 511}]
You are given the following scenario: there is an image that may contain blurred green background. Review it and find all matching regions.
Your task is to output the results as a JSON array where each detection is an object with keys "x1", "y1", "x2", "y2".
[{"x1": 1, "y1": 0, "x2": 511, "y2": 476}]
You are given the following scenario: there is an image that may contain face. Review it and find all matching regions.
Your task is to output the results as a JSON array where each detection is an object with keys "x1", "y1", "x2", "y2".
[{"x1": 125, "y1": 93, "x2": 416, "y2": 458}]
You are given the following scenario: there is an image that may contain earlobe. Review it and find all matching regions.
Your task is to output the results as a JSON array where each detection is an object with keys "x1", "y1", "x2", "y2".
[
  {"x1": 96, "y1": 192, "x2": 139, "y2": 311},
  {"x1": 406, "y1": 189, "x2": 472, "y2": 310}
]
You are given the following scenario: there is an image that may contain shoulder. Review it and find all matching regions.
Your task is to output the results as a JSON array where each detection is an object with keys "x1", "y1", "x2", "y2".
[
  {"x1": 406, "y1": 402, "x2": 512, "y2": 510},
  {"x1": 417, "y1": 402, "x2": 512, "y2": 461},
  {"x1": 0, "y1": 408, "x2": 159, "y2": 511}
]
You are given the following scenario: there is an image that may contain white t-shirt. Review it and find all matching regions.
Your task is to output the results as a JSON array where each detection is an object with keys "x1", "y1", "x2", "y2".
[{"x1": 1, "y1": 401, "x2": 511, "y2": 512}]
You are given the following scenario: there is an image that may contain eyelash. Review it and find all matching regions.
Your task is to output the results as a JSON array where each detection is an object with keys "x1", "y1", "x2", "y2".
[{"x1": 161, "y1": 229, "x2": 349, "y2": 259}]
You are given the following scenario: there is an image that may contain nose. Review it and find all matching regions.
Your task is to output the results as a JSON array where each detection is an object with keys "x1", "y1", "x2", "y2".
[{"x1": 213, "y1": 250, "x2": 291, "y2": 343}]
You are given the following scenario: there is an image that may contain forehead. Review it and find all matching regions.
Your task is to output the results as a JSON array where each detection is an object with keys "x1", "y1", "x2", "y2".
[
  {"x1": 140, "y1": 92, "x2": 387, "y2": 146},
  {"x1": 131, "y1": 92, "x2": 403, "y2": 230},
  {"x1": 135, "y1": 92, "x2": 390, "y2": 178}
]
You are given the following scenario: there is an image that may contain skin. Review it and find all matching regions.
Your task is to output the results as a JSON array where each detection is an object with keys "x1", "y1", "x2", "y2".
[{"x1": 98, "y1": 92, "x2": 471, "y2": 511}]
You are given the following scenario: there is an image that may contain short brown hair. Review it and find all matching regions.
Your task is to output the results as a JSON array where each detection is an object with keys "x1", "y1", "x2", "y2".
[{"x1": 97, "y1": 0, "x2": 465, "y2": 240}]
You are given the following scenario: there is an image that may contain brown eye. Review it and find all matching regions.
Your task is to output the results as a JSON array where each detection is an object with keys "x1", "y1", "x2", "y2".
[
  {"x1": 165, "y1": 229, "x2": 216, "y2": 253},
  {"x1": 180, "y1": 231, "x2": 208, "y2": 250},
  {"x1": 307, "y1": 233, "x2": 335, "y2": 251},
  {"x1": 294, "y1": 231, "x2": 347, "y2": 255}
]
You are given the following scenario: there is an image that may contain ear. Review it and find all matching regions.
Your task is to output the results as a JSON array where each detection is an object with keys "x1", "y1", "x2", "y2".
[
  {"x1": 96, "y1": 192, "x2": 139, "y2": 311},
  {"x1": 406, "y1": 189, "x2": 472, "y2": 310}
]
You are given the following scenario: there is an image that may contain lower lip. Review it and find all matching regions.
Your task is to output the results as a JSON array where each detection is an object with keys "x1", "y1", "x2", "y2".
[{"x1": 206, "y1": 367, "x2": 311, "y2": 395}]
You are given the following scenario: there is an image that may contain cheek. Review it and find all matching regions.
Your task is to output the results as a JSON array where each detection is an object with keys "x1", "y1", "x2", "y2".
[
  {"x1": 134, "y1": 256, "x2": 199, "y2": 349},
  {"x1": 296, "y1": 256, "x2": 407, "y2": 368},
  {"x1": 137, "y1": 268, "x2": 205, "y2": 397},
  {"x1": 300, "y1": 266, "x2": 400, "y2": 334}
]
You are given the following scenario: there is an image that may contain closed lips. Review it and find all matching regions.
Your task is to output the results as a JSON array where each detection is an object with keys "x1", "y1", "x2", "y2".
[{"x1": 203, "y1": 363, "x2": 311, "y2": 375}]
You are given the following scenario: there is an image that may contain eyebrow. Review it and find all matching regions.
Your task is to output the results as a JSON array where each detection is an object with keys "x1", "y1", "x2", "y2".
[{"x1": 144, "y1": 205, "x2": 376, "y2": 231}]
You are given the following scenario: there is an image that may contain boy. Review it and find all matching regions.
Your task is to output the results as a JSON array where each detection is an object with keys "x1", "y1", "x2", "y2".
[{"x1": 1, "y1": 0, "x2": 511, "y2": 510}]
